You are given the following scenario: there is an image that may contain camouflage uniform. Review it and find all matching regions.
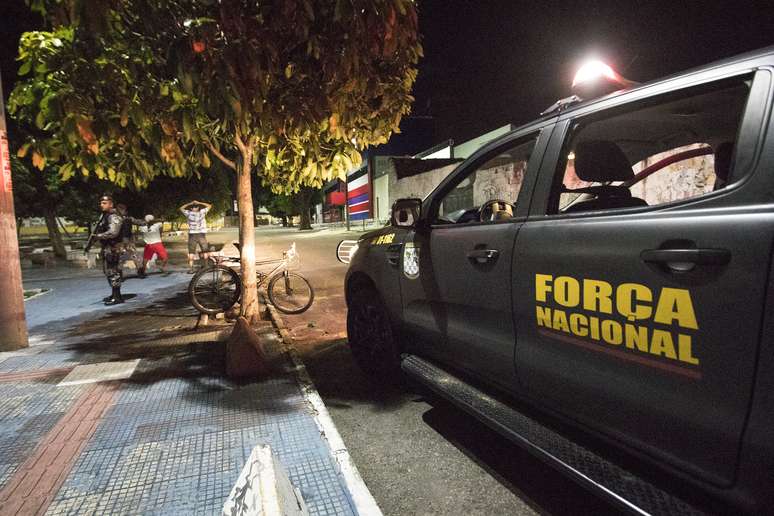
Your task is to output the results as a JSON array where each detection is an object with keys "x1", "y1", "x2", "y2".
[
  {"x1": 118, "y1": 216, "x2": 140, "y2": 273},
  {"x1": 95, "y1": 210, "x2": 125, "y2": 288}
]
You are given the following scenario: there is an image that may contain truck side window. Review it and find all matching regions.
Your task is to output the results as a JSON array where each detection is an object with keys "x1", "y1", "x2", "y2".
[
  {"x1": 437, "y1": 136, "x2": 537, "y2": 224},
  {"x1": 550, "y1": 78, "x2": 752, "y2": 214}
]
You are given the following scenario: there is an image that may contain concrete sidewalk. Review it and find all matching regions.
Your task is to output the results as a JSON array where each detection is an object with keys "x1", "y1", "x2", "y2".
[
  {"x1": 0, "y1": 277, "x2": 377, "y2": 515},
  {"x1": 22, "y1": 268, "x2": 193, "y2": 331}
]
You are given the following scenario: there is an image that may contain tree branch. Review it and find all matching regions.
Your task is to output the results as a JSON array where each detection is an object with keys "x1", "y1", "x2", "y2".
[
  {"x1": 234, "y1": 131, "x2": 247, "y2": 154},
  {"x1": 205, "y1": 141, "x2": 236, "y2": 170}
]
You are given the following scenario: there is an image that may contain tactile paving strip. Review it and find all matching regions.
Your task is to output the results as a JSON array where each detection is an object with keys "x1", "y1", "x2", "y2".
[
  {"x1": 50, "y1": 371, "x2": 358, "y2": 515},
  {"x1": 0, "y1": 352, "x2": 84, "y2": 373},
  {"x1": 0, "y1": 381, "x2": 84, "y2": 491}
]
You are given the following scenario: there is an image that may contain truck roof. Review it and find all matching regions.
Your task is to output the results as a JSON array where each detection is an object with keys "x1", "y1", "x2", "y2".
[{"x1": 529, "y1": 44, "x2": 774, "y2": 128}]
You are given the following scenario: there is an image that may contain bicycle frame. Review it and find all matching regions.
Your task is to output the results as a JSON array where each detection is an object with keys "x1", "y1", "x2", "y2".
[
  {"x1": 256, "y1": 242, "x2": 299, "y2": 287},
  {"x1": 189, "y1": 242, "x2": 312, "y2": 315}
]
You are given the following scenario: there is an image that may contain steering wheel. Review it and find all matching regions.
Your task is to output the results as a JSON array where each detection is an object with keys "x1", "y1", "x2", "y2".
[{"x1": 477, "y1": 199, "x2": 514, "y2": 222}]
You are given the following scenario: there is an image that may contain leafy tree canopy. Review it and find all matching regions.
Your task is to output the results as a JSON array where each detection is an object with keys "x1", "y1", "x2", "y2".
[
  {"x1": 11, "y1": 0, "x2": 421, "y2": 321},
  {"x1": 11, "y1": 0, "x2": 422, "y2": 193}
]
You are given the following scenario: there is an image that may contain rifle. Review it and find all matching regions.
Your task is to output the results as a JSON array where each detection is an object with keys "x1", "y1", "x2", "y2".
[{"x1": 84, "y1": 213, "x2": 106, "y2": 253}]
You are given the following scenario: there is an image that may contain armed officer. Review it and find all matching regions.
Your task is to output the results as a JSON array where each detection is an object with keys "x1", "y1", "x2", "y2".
[{"x1": 88, "y1": 195, "x2": 126, "y2": 305}]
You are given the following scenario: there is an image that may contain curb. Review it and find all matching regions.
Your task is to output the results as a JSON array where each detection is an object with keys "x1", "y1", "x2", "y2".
[
  {"x1": 264, "y1": 300, "x2": 383, "y2": 516},
  {"x1": 22, "y1": 288, "x2": 52, "y2": 301}
]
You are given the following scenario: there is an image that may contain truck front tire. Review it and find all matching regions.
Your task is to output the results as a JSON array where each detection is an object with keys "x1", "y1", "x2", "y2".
[{"x1": 347, "y1": 288, "x2": 401, "y2": 379}]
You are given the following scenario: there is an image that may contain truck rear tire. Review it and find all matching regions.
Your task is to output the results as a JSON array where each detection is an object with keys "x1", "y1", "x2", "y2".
[{"x1": 347, "y1": 288, "x2": 401, "y2": 379}]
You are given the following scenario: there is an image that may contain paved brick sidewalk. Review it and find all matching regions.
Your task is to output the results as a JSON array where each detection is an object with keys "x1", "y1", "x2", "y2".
[{"x1": 0, "y1": 288, "x2": 361, "y2": 515}]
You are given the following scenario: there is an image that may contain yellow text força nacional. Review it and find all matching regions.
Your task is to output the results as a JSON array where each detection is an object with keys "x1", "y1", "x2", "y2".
[{"x1": 535, "y1": 274, "x2": 699, "y2": 366}]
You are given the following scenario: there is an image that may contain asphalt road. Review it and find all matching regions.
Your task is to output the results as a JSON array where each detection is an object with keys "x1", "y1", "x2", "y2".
[{"x1": 240, "y1": 226, "x2": 617, "y2": 516}]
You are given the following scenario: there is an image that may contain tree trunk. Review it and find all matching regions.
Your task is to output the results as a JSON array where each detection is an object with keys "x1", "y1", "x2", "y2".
[
  {"x1": 281, "y1": 215, "x2": 288, "y2": 227},
  {"x1": 44, "y1": 210, "x2": 67, "y2": 258},
  {"x1": 0, "y1": 107, "x2": 28, "y2": 349},
  {"x1": 298, "y1": 191, "x2": 313, "y2": 230},
  {"x1": 237, "y1": 146, "x2": 261, "y2": 323},
  {"x1": 57, "y1": 216, "x2": 71, "y2": 237}
]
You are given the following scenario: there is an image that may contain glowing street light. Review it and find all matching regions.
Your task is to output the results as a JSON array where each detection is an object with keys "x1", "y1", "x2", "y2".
[{"x1": 571, "y1": 58, "x2": 638, "y2": 99}]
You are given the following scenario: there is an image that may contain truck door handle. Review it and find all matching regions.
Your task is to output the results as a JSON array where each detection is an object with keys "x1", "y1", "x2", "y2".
[
  {"x1": 466, "y1": 249, "x2": 499, "y2": 264},
  {"x1": 386, "y1": 244, "x2": 402, "y2": 266},
  {"x1": 640, "y1": 248, "x2": 730, "y2": 272}
]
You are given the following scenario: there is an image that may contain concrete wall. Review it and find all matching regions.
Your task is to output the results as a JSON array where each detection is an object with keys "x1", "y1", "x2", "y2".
[
  {"x1": 388, "y1": 162, "x2": 460, "y2": 204},
  {"x1": 422, "y1": 146, "x2": 452, "y2": 159},
  {"x1": 561, "y1": 143, "x2": 718, "y2": 209},
  {"x1": 21, "y1": 217, "x2": 74, "y2": 227},
  {"x1": 439, "y1": 161, "x2": 526, "y2": 215},
  {"x1": 630, "y1": 144, "x2": 716, "y2": 204},
  {"x1": 372, "y1": 175, "x2": 390, "y2": 220}
]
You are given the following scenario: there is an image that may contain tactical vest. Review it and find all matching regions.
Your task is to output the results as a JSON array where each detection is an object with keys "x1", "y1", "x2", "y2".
[{"x1": 96, "y1": 212, "x2": 124, "y2": 248}]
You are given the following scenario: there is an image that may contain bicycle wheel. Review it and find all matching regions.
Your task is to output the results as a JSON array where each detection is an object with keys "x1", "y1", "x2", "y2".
[
  {"x1": 267, "y1": 271, "x2": 314, "y2": 314},
  {"x1": 189, "y1": 265, "x2": 241, "y2": 315}
]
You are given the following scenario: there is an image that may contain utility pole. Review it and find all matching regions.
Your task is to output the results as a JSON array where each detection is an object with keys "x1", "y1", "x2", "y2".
[
  {"x1": 344, "y1": 174, "x2": 350, "y2": 232},
  {"x1": 0, "y1": 73, "x2": 28, "y2": 350}
]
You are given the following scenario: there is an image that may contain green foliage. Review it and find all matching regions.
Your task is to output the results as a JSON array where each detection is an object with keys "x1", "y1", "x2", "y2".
[
  {"x1": 261, "y1": 186, "x2": 323, "y2": 230},
  {"x1": 9, "y1": 0, "x2": 422, "y2": 193},
  {"x1": 10, "y1": 150, "x2": 108, "y2": 227},
  {"x1": 10, "y1": 134, "x2": 230, "y2": 228},
  {"x1": 10, "y1": 0, "x2": 420, "y2": 316},
  {"x1": 161, "y1": 0, "x2": 422, "y2": 192},
  {"x1": 9, "y1": 2, "x2": 207, "y2": 189}
]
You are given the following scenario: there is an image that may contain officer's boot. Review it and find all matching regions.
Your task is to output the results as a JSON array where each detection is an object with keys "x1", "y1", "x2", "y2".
[{"x1": 104, "y1": 286, "x2": 124, "y2": 305}]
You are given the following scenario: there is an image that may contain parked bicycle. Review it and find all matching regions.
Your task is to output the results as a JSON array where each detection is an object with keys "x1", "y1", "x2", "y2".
[{"x1": 188, "y1": 242, "x2": 314, "y2": 315}]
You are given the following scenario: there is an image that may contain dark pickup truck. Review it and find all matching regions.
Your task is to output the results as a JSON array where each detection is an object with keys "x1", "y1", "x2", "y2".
[{"x1": 341, "y1": 46, "x2": 774, "y2": 514}]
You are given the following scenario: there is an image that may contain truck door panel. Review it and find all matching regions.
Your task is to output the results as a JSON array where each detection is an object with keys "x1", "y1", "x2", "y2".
[
  {"x1": 399, "y1": 130, "x2": 550, "y2": 381},
  {"x1": 512, "y1": 71, "x2": 771, "y2": 486}
]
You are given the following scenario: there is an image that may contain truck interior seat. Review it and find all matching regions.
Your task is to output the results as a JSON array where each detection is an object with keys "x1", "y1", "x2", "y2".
[
  {"x1": 563, "y1": 140, "x2": 648, "y2": 213},
  {"x1": 713, "y1": 141, "x2": 734, "y2": 191}
]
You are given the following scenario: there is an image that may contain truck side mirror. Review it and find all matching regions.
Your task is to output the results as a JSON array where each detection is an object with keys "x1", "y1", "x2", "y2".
[{"x1": 391, "y1": 198, "x2": 421, "y2": 228}]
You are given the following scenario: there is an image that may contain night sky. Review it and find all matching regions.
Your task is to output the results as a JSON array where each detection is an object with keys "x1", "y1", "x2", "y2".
[{"x1": 2, "y1": 1, "x2": 774, "y2": 152}]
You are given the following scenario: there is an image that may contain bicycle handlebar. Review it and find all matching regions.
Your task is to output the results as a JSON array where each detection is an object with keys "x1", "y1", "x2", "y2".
[{"x1": 211, "y1": 242, "x2": 298, "y2": 267}]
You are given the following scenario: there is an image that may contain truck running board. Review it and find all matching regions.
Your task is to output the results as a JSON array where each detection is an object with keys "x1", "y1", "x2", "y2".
[{"x1": 401, "y1": 354, "x2": 705, "y2": 516}]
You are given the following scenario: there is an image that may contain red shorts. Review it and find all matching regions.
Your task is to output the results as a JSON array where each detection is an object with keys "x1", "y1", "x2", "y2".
[{"x1": 143, "y1": 242, "x2": 168, "y2": 261}]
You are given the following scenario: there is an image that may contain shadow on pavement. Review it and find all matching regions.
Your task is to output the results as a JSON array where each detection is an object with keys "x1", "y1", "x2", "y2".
[
  {"x1": 298, "y1": 336, "x2": 412, "y2": 412},
  {"x1": 48, "y1": 291, "x2": 304, "y2": 415},
  {"x1": 420, "y1": 399, "x2": 619, "y2": 516}
]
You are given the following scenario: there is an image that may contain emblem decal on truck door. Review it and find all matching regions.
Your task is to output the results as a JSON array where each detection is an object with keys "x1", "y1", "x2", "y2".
[{"x1": 403, "y1": 242, "x2": 420, "y2": 279}]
